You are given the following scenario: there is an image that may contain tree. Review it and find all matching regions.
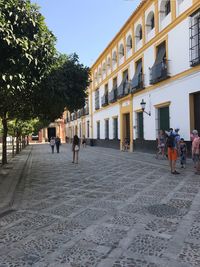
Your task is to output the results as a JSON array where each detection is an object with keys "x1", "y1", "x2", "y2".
[
  {"x1": 0, "y1": 0, "x2": 56, "y2": 164},
  {"x1": 33, "y1": 53, "x2": 90, "y2": 122}
]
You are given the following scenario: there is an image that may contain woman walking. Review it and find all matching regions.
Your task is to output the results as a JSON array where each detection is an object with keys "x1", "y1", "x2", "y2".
[
  {"x1": 50, "y1": 137, "x2": 55, "y2": 154},
  {"x1": 72, "y1": 135, "x2": 80, "y2": 164}
]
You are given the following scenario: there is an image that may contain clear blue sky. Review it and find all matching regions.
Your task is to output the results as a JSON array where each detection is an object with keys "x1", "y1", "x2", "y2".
[{"x1": 32, "y1": 0, "x2": 141, "y2": 67}]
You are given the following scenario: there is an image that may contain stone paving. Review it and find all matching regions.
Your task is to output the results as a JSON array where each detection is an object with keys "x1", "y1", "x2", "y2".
[{"x1": 0, "y1": 144, "x2": 200, "y2": 267}]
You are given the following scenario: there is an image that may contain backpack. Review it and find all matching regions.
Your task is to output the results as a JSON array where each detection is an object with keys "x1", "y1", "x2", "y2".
[{"x1": 167, "y1": 134, "x2": 175, "y2": 148}]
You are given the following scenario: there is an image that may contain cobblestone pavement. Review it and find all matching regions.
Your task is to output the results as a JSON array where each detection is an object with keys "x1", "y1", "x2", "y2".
[{"x1": 0, "y1": 144, "x2": 200, "y2": 267}]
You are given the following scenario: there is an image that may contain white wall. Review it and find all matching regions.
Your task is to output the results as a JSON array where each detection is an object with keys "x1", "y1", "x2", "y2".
[
  {"x1": 168, "y1": 18, "x2": 191, "y2": 76},
  {"x1": 133, "y1": 71, "x2": 200, "y2": 141},
  {"x1": 93, "y1": 105, "x2": 120, "y2": 139}
]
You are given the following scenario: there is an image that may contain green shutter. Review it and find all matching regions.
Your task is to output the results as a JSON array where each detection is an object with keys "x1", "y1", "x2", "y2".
[{"x1": 159, "y1": 106, "x2": 169, "y2": 131}]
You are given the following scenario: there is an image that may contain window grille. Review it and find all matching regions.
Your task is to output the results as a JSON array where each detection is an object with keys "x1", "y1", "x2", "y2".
[{"x1": 190, "y1": 9, "x2": 200, "y2": 66}]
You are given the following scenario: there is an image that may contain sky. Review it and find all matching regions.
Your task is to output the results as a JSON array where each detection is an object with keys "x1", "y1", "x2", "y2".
[{"x1": 32, "y1": 0, "x2": 141, "y2": 67}]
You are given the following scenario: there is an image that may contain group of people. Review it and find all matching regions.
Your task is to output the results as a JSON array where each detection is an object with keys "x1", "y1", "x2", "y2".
[
  {"x1": 156, "y1": 128, "x2": 200, "y2": 175},
  {"x1": 49, "y1": 135, "x2": 87, "y2": 164}
]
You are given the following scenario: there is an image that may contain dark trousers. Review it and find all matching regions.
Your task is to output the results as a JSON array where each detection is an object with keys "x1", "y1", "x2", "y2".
[{"x1": 56, "y1": 144, "x2": 60, "y2": 153}]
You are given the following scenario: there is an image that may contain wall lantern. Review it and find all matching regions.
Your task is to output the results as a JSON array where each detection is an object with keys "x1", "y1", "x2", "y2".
[{"x1": 140, "y1": 99, "x2": 151, "y2": 116}]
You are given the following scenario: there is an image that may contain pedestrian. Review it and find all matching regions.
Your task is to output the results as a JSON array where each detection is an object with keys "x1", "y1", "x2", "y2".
[
  {"x1": 55, "y1": 136, "x2": 61, "y2": 153},
  {"x1": 192, "y1": 129, "x2": 200, "y2": 175},
  {"x1": 156, "y1": 129, "x2": 166, "y2": 159},
  {"x1": 50, "y1": 137, "x2": 55, "y2": 154},
  {"x1": 72, "y1": 134, "x2": 80, "y2": 164},
  {"x1": 179, "y1": 138, "x2": 187, "y2": 168},
  {"x1": 166, "y1": 128, "x2": 180, "y2": 174},
  {"x1": 82, "y1": 135, "x2": 86, "y2": 148}
]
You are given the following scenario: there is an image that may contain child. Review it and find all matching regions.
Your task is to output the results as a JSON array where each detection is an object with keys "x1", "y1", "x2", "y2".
[
  {"x1": 180, "y1": 138, "x2": 187, "y2": 168},
  {"x1": 156, "y1": 130, "x2": 166, "y2": 159}
]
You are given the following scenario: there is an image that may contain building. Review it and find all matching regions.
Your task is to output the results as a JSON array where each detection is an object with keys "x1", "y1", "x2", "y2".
[{"x1": 66, "y1": 0, "x2": 200, "y2": 152}]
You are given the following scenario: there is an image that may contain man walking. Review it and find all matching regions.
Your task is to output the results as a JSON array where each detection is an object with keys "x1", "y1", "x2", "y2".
[
  {"x1": 166, "y1": 128, "x2": 180, "y2": 174},
  {"x1": 55, "y1": 136, "x2": 61, "y2": 153}
]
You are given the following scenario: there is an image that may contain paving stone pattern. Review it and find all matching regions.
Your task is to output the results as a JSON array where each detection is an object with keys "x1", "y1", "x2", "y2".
[{"x1": 0, "y1": 144, "x2": 200, "y2": 266}]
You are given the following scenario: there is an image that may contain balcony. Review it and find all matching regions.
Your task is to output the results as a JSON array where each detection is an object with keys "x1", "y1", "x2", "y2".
[
  {"x1": 149, "y1": 60, "x2": 170, "y2": 84},
  {"x1": 131, "y1": 73, "x2": 144, "y2": 92},
  {"x1": 108, "y1": 87, "x2": 117, "y2": 103},
  {"x1": 77, "y1": 110, "x2": 81, "y2": 118},
  {"x1": 101, "y1": 94, "x2": 108, "y2": 107},
  {"x1": 117, "y1": 81, "x2": 131, "y2": 99},
  {"x1": 95, "y1": 102, "x2": 100, "y2": 110},
  {"x1": 84, "y1": 106, "x2": 89, "y2": 115}
]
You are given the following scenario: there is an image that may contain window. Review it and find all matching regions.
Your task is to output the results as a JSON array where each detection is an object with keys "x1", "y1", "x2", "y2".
[
  {"x1": 102, "y1": 62, "x2": 106, "y2": 74},
  {"x1": 107, "y1": 57, "x2": 111, "y2": 68},
  {"x1": 87, "y1": 121, "x2": 90, "y2": 138},
  {"x1": 113, "y1": 117, "x2": 118, "y2": 139},
  {"x1": 165, "y1": 0, "x2": 171, "y2": 16},
  {"x1": 119, "y1": 44, "x2": 125, "y2": 59},
  {"x1": 135, "y1": 24, "x2": 143, "y2": 46},
  {"x1": 109, "y1": 77, "x2": 118, "y2": 103},
  {"x1": 97, "y1": 121, "x2": 100, "y2": 139},
  {"x1": 95, "y1": 89, "x2": 100, "y2": 110},
  {"x1": 126, "y1": 35, "x2": 132, "y2": 52},
  {"x1": 117, "y1": 69, "x2": 129, "y2": 98},
  {"x1": 150, "y1": 41, "x2": 169, "y2": 84},
  {"x1": 150, "y1": 14, "x2": 155, "y2": 30},
  {"x1": 102, "y1": 84, "x2": 109, "y2": 107},
  {"x1": 146, "y1": 11, "x2": 155, "y2": 35},
  {"x1": 105, "y1": 119, "x2": 109, "y2": 139},
  {"x1": 190, "y1": 9, "x2": 200, "y2": 66},
  {"x1": 112, "y1": 51, "x2": 117, "y2": 64},
  {"x1": 131, "y1": 59, "x2": 143, "y2": 91}
]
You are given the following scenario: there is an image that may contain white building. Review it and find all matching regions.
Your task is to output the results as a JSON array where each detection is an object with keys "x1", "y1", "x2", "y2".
[{"x1": 66, "y1": 0, "x2": 200, "y2": 152}]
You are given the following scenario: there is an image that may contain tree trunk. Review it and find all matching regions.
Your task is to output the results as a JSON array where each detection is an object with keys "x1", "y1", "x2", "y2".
[
  {"x1": 16, "y1": 132, "x2": 20, "y2": 154},
  {"x1": 26, "y1": 135, "x2": 29, "y2": 145},
  {"x1": 2, "y1": 117, "x2": 8, "y2": 165},
  {"x1": 12, "y1": 136, "x2": 15, "y2": 157}
]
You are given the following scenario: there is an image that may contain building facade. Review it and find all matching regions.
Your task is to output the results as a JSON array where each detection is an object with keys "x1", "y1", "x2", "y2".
[{"x1": 66, "y1": 0, "x2": 200, "y2": 152}]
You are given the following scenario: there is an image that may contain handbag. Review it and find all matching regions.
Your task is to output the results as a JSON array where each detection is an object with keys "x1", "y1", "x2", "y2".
[{"x1": 74, "y1": 145, "x2": 79, "y2": 151}]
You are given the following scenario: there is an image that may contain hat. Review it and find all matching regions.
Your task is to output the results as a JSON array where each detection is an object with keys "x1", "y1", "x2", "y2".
[{"x1": 192, "y1": 129, "x2": 198, "y2": 135}]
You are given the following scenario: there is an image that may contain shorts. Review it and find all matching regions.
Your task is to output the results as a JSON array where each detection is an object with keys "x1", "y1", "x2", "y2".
[
  {"x1": 168, "y1": 148, "x2": 178, "y2": 161},
  {"x1": 193, "y1": 153, "x2": 200, "y2": 163}
]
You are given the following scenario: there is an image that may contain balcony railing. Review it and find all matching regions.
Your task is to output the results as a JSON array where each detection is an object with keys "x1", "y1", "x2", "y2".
[
  {"x1": 117, "y1": 81, "x2": 131, "y2": 99},
  {"x1": 101, "y1": 94, "x2": 108, "y2": 107},
  {"x1": 131, "y1": 73, "x2": 144, "y2": 92},
  {"x1": 84, "y1": 106, "x2": 89, "y2": 115},
  {"x1": 149, "y1": 60, "x2": 170, "y2": 85},
  {"x1": 77, "y1": 111, "x2": 81, "y2": 118},
  {"x1": 95, "y1": 102, "x2": 100, "y2": 110},
  {"x1": 108, "y1": 87, "x2": 117, "y2": 103}
]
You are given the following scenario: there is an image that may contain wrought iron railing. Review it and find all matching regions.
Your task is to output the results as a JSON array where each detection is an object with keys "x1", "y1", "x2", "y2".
[{"x1": 149, "y1": 60, "x2": 170, "y2": 85}]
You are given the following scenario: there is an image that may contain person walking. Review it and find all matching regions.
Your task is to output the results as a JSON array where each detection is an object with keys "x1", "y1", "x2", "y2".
[
  {"x1": 179, "y1": 138, "x2": 187, "y2": 168},
  {"x1": 55, "y1": 136, "x2": 61, "y2": 153},
  {"x1": 166, "y1": 128, "x2": 180, "y2": 174},
  {"x1": 72, "y1": 135, "x2": 80, "y2": 164},
  {"x1": 156, "y1": 129, "x2": 166, "y2": 159},
  {"x1": 50, "y1": 137, "x2": 55, "y2": 154},
  {"x1": 82, "y1": 135, "x2": 86, "y2": 148},
  {"x1": 192, "y1": 130, "x2": 200, "y2": 175}
]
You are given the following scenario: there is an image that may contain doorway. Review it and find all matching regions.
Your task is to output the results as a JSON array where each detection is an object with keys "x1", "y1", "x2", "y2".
[
  {"x1": 123, "y1": 113, "x2": 130, "y2": 143},
  {"x1": 48, "y1": 127, "x2": 56, "y2": 141},
  {"x1": 194, "y1": 92, "x2": 200, "y2": 133}
]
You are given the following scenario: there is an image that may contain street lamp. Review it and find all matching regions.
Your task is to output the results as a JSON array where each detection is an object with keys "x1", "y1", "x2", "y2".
[{"x1": 140, "y1": 99, "x2": 151, "y2": 116}]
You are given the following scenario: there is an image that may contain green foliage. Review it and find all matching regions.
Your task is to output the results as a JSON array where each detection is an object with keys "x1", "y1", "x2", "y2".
[
  {"x1": 0, "y1": 0, "x2": 57, "y2": 119},
  {"x1": 34, "y1": 53, "x2": 90, "y2": 121}
]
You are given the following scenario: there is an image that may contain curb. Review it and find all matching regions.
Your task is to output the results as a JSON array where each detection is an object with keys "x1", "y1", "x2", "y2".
[{"x1": 0, "y1": 145, "x2": 32, "y2": 215}]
